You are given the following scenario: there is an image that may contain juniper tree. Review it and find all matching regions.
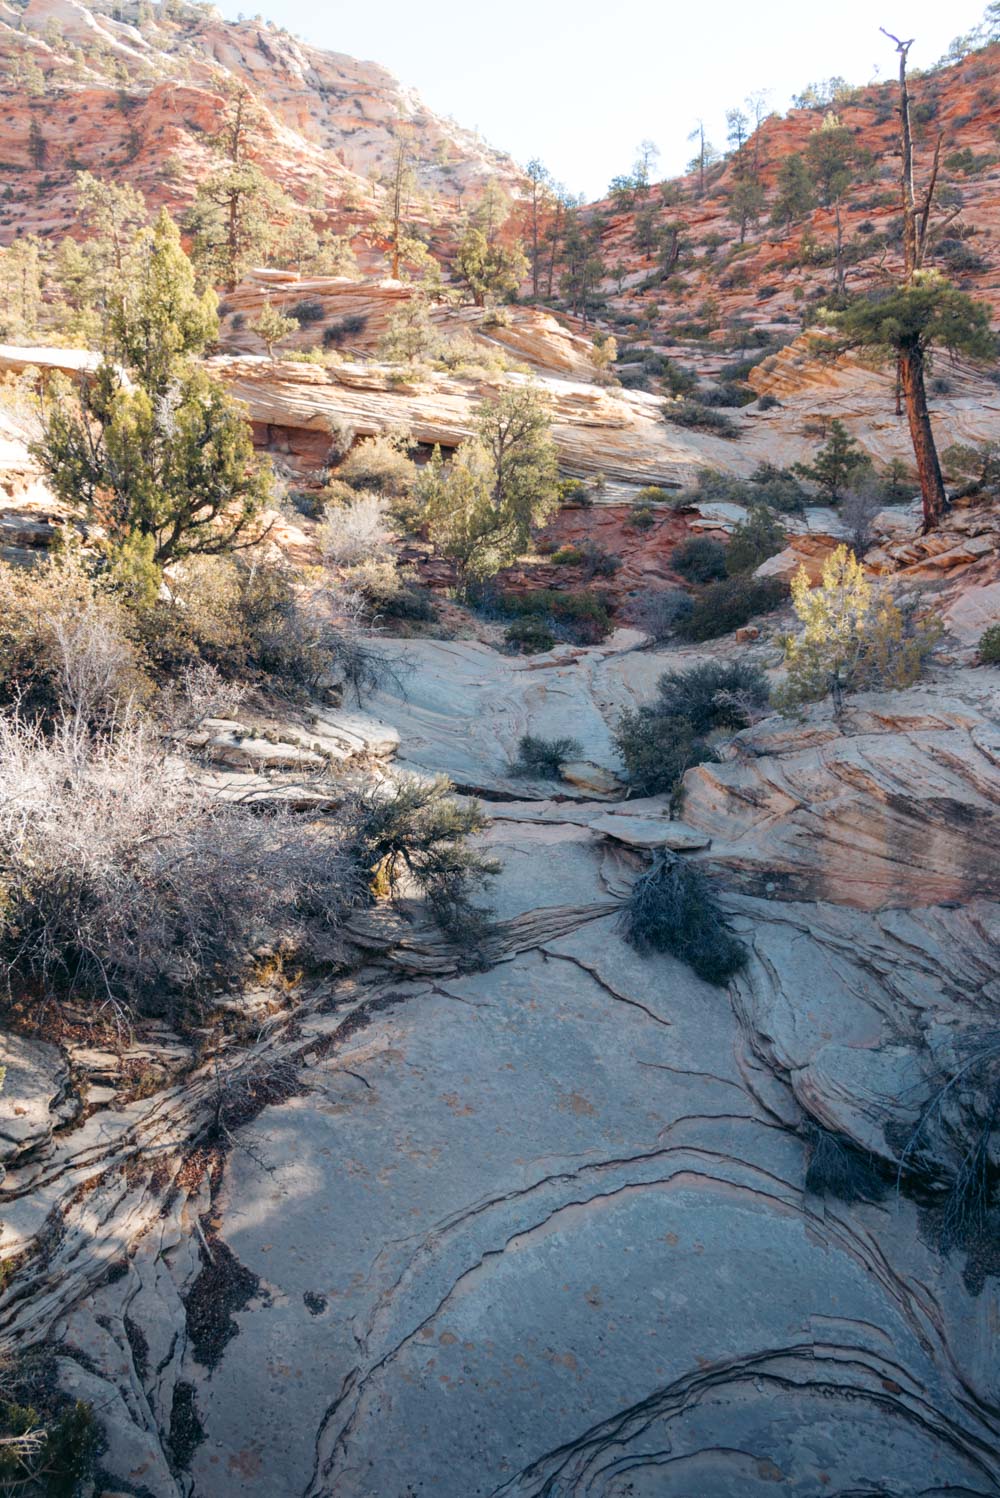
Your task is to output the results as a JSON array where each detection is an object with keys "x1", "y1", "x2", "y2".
[{"x1": 417, "y1": 386, "x2": 559, "y2": 589}]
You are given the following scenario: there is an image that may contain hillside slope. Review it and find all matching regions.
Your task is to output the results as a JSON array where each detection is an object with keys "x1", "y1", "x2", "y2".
[{"x1": 0, "y1": 0, "x2": 525, "y2": 250}]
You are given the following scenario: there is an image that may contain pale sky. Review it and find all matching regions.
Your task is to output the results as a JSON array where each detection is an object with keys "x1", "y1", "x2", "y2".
[{"x1": 215, "y1": 0, "x2": 989, "y2": 198}]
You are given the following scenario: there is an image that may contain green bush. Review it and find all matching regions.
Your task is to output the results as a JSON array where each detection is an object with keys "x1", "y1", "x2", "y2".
[
  {"x1": 628, "y1": 504, "x2": 656, "y2": 530},
  {"x1": 358, "y1": 564, "x2": 437, "y2": 624},
  {"x1": 619, "y1": 854, "x2": 747, "y2": 984},
  {"x1": 509, "y1": 733, "x2": 582, "y2": 779},
  {"x1": 663, "y1": 400, "x2": 739, "y2": 437},
  {"x1": 978, "y1": 624, "x2": 1000, "y2": 664},
  {"x1": 551, "y1": 545, "x2": 585, "y2": 565},
  {"x1": 337, "y1": 433, "x2": 416, "y2": 497},
  {"x1": 670, "y1": 536, "x2": 727, "y2": 583},
  {"x1": 290, "y1": 298, "x2": 325, "y2": 325},
  {"x1": 725, "y1": 505, "x2": 787, "y2": 575},
  {"x1": 678, "y1": 575, "x2": 788, "y2": 641},
  {"x1": 323, "y1": 313, "x2": 368, "y2": 347},
  {"x1": 0, "y1": 1393, "x2": 97, "y2": 1497},
  {"x1": 500, "y1": 588, "x2": 613, "y2": 644},
  {"x1": 352, "y1": 775, "x2": 497, "y2": 944},
  {"x1": 660, "y1": 357, "x2": 698, "y2": 396},
  {"x1": 504, "y1": 616, "x2": 556, "y2": 654},
  {"x1": 615, "y1": 659, "x2": 769, "y2": 798},
  {"x1": 649, "y1": 659, "x2": 771, "y2": 735},
  {"x1": 557, "y1": 477, "x2": 591, "y2": 505}
]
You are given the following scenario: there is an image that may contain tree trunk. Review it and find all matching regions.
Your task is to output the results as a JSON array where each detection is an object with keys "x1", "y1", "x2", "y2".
[
  {"x1": 531, "y1": 187, "x2": 539, "y2": 300},
  {"x1": 899, "y1": 342, "x2": 946, "y2": 530},
  {"x1": 882, "y1": 31, "x2": 917, "y2": 278}
]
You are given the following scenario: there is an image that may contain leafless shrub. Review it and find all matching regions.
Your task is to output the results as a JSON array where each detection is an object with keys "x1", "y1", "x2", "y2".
[
  {"x1": 319, "y1": 491, "x2": 393, "y2": 568},
  {"x1": 323, "y1": 414, "x2": 356, "y2": 463},
  {"x1": 839, "y1": 483, "x2": 883, "y2": 557},
  {"x1": 0, "y1": 715, "x2": 364, "y2": 1022},
  {"x1": 0, "y1": 557, "x2": 149, "y2": 731},
  {"x1": 170, "y1": 662, "x2": 249, "y2": 730}
]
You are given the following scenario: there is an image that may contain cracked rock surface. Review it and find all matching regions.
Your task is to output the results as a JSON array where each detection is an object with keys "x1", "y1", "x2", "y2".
[{"x1": 2, "y1": 641, "x2": 999, "y2": 1496}]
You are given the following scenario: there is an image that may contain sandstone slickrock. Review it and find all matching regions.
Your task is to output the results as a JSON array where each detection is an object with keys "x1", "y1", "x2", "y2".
[
  {"x1": 2, "y1": 629, "x2": 996, "y2": 1497},
  {"x1": 0, "y1": 1033, "x2": 72, "y2": 1170}
]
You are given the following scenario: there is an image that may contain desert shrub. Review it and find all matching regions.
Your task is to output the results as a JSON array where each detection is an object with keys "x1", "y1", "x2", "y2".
[
  {"x1": 0, "y1": 716, "x2": 365, "y2": 1020},
  {"x1": 322, "y1": 313, "x2": 368, "y2": 347},
  {"x1": 804, "y1": 1125, "x2": 886, "y2": 1202},
  {"x1": 757, "y1": 392, "x2": 781, "y2": 411},
  {"x1": 678, "y1": 575, "x2": 789, "y2": 641},
  {"x1": 557, "y1": 477, "x2": 592, "y2": 505},
  {"x1": 289, "y1": 298, "x2": 325, "y2": 325},
  {"x1": 504, "y1": 617, "x2": 555, "y2": 654},
  {"x1": 317, "y1": 478, "x2": 358, "y2": 510},
  {"x1": 354, "y1": 562, "x2": 436, "y2": 624},
  {"x1": 336, "y1": 432, "x2": 416, "y2": 497},
  {"x1": 694, "y1": 381, "x2": 756, "y2": 408},
  {"x1": 496, "y1": 588, "x2": 613, "y2": 644},
  {"x1": 677, "y1": 465, "x2": 809, "y2": 515},
  {"x1": 629, "y1": 586, "x2": 693, "y2": 640},
  {"x1": 635, "y1": 485, "x2": 671, "y2": 505},
  {"x1": 978, "y1": 624, "x2": 1000, "y2": 664},
  {"x1": 718, "y1": 352, "x2": 768, "y2": 382},
  {"x1": 613, "y1": 711, "x2": 701, "y2": 800},
  {"x1": 323, "y1": 415, "x2": 356, "y2": 462},
  {"x1": 725, "y1": 505, "x2": 787, "y2": 575},
  {"x1": 650, "y1": 659, "x2": 770, "y2": 735},
  {"x1": 351, "y1": 775, "x2": 497, "y2": 942},
  {"x1": 0, "y1": 556, "x2": 151, "y2": 732},
  {"x1": 670, "y1": 535, "x2": 727, "y2": 583},
  {"x1": 776, "y1": 547, "x2": 941, "y2": 709},
  {"x1": 663, "y1": 400, "x2": 739, "y2": 437},
  {"x1": 660, "y1": 358, "x2": 698, "y2": 396},
  {"x1": 934, "y1": 238, "x2": 987, "y2": 274},
  {"x1": 0, "y1": 1367, "x2": 97, "y2": 1498},
  {"x1": 942, "y1": 440, "x2": 1000, "y2": 491},
  {"x1": 319, "y1": 492, "x2": 392, "y2": 567},
  {"x1": 509, "y1": 733, "x2": 582, "y2": 779},
  {"x1": 578, "y1": 540, "x2": 621, "y2": 579},
  {"x1": 230, "y1": 312, "x2": 245, "y2": 331},
  {"x1": 747, "y1": 462, "x2": 811, "y2": 513},
  {"x1": 145, "y1": 555, "x2": 391, "y2": 701},
  {"x1": 615, "y1": 659, "x2": 769, "y2": 797},
  {"x1": 628, "y1": 504, "x2": 656, "y2": 530},
  {"x1": 619, "y1": 854, "x2": 747, "y2": 984},
  {"x1": 551, "y1": 545, "x2": 585, "y2": 565}
]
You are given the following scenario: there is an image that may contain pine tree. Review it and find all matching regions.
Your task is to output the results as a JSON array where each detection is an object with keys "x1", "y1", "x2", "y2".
[
  {"x1": 454, "y1": 225, "x2": 527, "y2": 307},
  {"x1": 770, "y1": 153, "x2": 815, "y2": 235},
  {"x1": 793, "y1": 420, "x2": 871, "y2": 502},
  {"x1": 834, "y1": 275, "x2": 994, "y2": 527}
]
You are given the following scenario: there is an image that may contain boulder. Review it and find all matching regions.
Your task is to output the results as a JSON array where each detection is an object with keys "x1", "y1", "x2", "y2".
[
  {"x1": 0, "y1": 1034, "x2": 70, "y2": 1169},
  {"x1": 589, "y1": 813, "x2": 710, "y2": 850}
]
